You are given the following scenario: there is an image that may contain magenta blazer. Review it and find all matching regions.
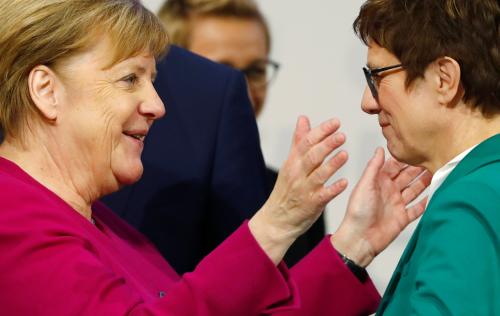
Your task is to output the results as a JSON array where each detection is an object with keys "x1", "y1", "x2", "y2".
[{"x1": 0, "y1": 157, "x2": 380, "y2": 315}]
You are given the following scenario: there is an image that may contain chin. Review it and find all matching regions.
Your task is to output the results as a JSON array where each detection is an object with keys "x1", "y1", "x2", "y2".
[
  {"x1": 115, "y1": 164, "x2": 144, "y2": 186},
  {"x1": 387, "y1": 141, "x2": 408, "y2": 163},
  {"x1": 387, "y1": 142, "x2": 422, "y2": 166}
]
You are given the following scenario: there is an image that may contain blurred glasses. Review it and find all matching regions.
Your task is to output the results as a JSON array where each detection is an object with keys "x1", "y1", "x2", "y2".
[
  {"x1": 363, "y1": 63, "x2": 403, "y2": 99},
  {"x1": 240, "y1": 59, "x2": 280, "y2": 89}
]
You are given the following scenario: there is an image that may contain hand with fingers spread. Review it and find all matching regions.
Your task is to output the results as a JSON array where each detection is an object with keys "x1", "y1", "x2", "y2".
[
  {"x1": 332, "y1": 147, "x2": 432, "y2": 267},
  {"x1": 249, "y1": 116, "x2": 349, "y2": 264}
]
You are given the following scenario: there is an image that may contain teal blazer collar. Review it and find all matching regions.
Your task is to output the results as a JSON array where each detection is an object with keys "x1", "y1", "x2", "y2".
[
  {"x1": 438, "y1": 133, "x2": 500, "y2": 194},
  {"x1": 377, "y1": 133, "x2": 500, "y2": 315}
]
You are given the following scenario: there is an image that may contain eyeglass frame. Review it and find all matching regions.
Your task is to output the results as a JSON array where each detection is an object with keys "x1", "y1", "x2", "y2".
[
  {"x1": 363, "y1": 64, "x2": 403, "y2": 99},
  {"x1": 240, "y1": 59, "x2": 281, "y2": 88}
]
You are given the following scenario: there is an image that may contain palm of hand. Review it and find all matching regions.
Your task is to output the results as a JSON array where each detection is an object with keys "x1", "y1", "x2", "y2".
[
  {"x1": 264, "y1": 116, "x2": 349, "y2": 236},
  {"x1": 339, "y1": 148, "x2": 431, "y2": 262}
]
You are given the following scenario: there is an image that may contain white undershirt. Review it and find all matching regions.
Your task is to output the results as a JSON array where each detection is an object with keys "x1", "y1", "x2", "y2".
[{"x1": 426, "y1": 145, "x2": 477, "y2": 205}]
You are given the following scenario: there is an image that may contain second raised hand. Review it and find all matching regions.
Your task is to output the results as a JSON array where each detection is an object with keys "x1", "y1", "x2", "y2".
[
  {"x1": 249, "y1": 116, "x2": 349, "y2": 264},
  {"x1": 332, "y1": 147, "x2": 432, "y2": 267}
]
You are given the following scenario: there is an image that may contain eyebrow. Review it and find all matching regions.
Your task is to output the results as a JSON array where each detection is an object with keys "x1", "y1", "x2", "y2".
[
  {"x1": 131, "y1": 65, "x2": 157, "y2": 81},
  {"x1": 134, "y1": 66, "x2": 146, "y2": 75}
]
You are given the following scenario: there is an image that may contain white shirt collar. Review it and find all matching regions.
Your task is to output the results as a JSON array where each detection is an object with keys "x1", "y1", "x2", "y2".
[{"x1": 427, "y1": 145, "x2": 477, "y2": 205}]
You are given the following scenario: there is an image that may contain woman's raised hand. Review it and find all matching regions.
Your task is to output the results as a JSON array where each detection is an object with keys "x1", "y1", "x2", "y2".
[
  {"x1": 249, "y1": 116, "x2": 348, "y2": 264},
  {"x1": 331, "y1": 148, "x2": 431, "y2": 267}
]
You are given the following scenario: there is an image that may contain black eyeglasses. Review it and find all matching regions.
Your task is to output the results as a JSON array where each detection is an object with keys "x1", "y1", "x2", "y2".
[
  {"x1": 363, "y1": 64, "x2": 403, "y2": 99},
  {"x1": 240, "y1": 60, "x2": 281, "y2": 88}
]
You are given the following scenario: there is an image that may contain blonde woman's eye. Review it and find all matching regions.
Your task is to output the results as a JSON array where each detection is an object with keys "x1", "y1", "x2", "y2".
[{"x1": 122, "y1": 74, "x2": 138, "y2": 85}]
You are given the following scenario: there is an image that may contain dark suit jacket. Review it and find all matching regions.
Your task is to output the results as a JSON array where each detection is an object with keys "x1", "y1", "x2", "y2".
[{"x1": 102, "y1": 46, "x2": 324, "y2": 273}]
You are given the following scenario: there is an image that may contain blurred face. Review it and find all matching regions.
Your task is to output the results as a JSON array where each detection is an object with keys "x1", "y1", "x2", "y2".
[
  {"x1": 188, "y1": 15, "x2": 269, "y2": 116},
  {"x1": 55, "y1": 38, "x2": 165, "y2": 193},
  {"x1": 361, "y1": 42, "x2": 439, "y2": 166}
]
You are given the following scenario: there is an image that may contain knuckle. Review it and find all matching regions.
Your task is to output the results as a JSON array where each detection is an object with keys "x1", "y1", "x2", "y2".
[
  {"x1": 315, "y1": 189, "x2": 328, "y2": 204},
  {"x1": 313, "y1": 169, "x2": 325, "y2": 184},
  {"x1": 306, "y1": 150, "x2": 321, "y2": 166},
  {"x1": 304, "y1": 134, "x2": 315, "y2": 147}
]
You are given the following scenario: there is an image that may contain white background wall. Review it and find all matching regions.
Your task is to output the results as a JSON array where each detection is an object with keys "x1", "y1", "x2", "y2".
[{"x1": 143, "y1": 0, "x2": 420, "y2": 293}]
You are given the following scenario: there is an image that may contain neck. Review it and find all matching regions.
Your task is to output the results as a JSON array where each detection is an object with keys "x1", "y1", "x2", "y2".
[
  {"x1": 0, "y1": 134, "x2": 98, "y2": 221},
  {"x1": 424, "y1": 107, "x2": 500, "y2": 173}
]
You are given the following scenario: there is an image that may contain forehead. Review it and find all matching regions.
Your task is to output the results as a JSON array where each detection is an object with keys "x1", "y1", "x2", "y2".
[
  {"x1": 366, "y1": 41, "x2": 400, "y2": 68},
  {"x1": 188, "y1": 16, "x2": 268, "y2": 67},
  {"x1": 61, "y1": 37, "x2": 156, "y2": 75}
]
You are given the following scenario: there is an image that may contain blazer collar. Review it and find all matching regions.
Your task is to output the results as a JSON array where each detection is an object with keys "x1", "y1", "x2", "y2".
[
  {"x1": 436, "y1": 133, "x2": 500, "y2": 195},
  {"x1": 377, "y1": 133, "x2": 500, "y2": 315}
]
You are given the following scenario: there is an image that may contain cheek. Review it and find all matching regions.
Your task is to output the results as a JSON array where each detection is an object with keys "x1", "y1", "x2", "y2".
[{"x1": 96, "y1": 107, "x2": 122, "y2": 148}]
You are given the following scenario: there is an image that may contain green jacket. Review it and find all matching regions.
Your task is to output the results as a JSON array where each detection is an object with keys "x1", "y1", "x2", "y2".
[{"x1": 378, "y1": 134, "x2": 500, "y2": 315}]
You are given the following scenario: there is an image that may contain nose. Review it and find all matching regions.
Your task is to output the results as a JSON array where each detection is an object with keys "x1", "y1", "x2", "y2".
[
  {"x1": 361, "y1": 86, "x2": 381, "y2": 115},
  {"x1": 139, "y1": 83, "x2": 166, "y2": 120}
]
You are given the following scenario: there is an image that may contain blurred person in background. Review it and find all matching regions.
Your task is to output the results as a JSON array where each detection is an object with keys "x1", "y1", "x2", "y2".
[
  {"x1": 354, "y1": 0, "x2": 500, "y2": 314},
  {"x1": 158, "y1": 0, "x2": 325, "y2": 266}
]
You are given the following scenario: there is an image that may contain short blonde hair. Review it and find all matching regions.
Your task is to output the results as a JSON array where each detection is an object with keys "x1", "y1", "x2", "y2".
[
  {"x1": 158, "y1": 0, "x2": 270, "y2": 51},
  {"x1": 0, "y1": 0, "x2": 169, "y2": 139}
]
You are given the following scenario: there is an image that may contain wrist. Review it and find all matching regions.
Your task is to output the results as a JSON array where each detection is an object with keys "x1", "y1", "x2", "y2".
[
  {"x1": 330, "y1": 226, "x2": 374, "y2": 268},
  {"x1": 248, "y1": 210, "x2": 296, "y2": 265}
]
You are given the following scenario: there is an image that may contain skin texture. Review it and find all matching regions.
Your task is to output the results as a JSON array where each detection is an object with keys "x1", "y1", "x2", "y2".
[
  {"x1": 361, "y1": 42, "x2": 500, "y2": 172},
  {"x1": 188, "y1": 16, "x2": 269, "y2": 116},
  {"x1": 0, "y1": 38, "x2": 164, "y2": 220},
  {"x1": 250, "y1": 116, "x2": 349, "y2": 264},
  {"x1": 332, "y1": 148, "x2": 431, "y2": 266},
  {"x1": 54, "y1": 42, "x2": 165, "y2": 189},
  {"x1": 360, "y1": 42, "x2": 440, "y2": 168},
  {"x1": 251, "y1": 116, "x2": 431, "y2": 266}
]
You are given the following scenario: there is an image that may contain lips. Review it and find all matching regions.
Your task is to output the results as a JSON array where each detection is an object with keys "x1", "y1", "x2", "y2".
[
  {"x1": 378, "y1": 116, "x2": 390, "y2": 127},
  {"x1": 123, "y1": 129, "x2": 148, "y2": 142}
]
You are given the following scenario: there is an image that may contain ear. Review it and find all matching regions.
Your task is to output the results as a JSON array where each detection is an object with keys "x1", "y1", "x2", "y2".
[
  {"x1": 433, "y1": 57, "x2": 462, "y2": 105},
  {"x1": 28, "y1": 65, "x2": 60, "y2": 122}
]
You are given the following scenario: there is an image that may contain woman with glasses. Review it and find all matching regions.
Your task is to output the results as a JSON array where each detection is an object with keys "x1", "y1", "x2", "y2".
[{"x1": 355, "y1": 0, "x2": 500, "y2": 314}]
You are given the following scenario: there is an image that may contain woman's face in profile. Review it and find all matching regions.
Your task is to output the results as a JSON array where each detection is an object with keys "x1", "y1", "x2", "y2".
[{"x1": 54, "y1": 38, "x2": 165, "y2": 192}]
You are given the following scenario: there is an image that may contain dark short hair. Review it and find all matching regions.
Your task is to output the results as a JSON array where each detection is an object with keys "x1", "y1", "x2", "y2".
[{"x1": 354, "y1": 0, "x2": 500, "y2": 115}]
